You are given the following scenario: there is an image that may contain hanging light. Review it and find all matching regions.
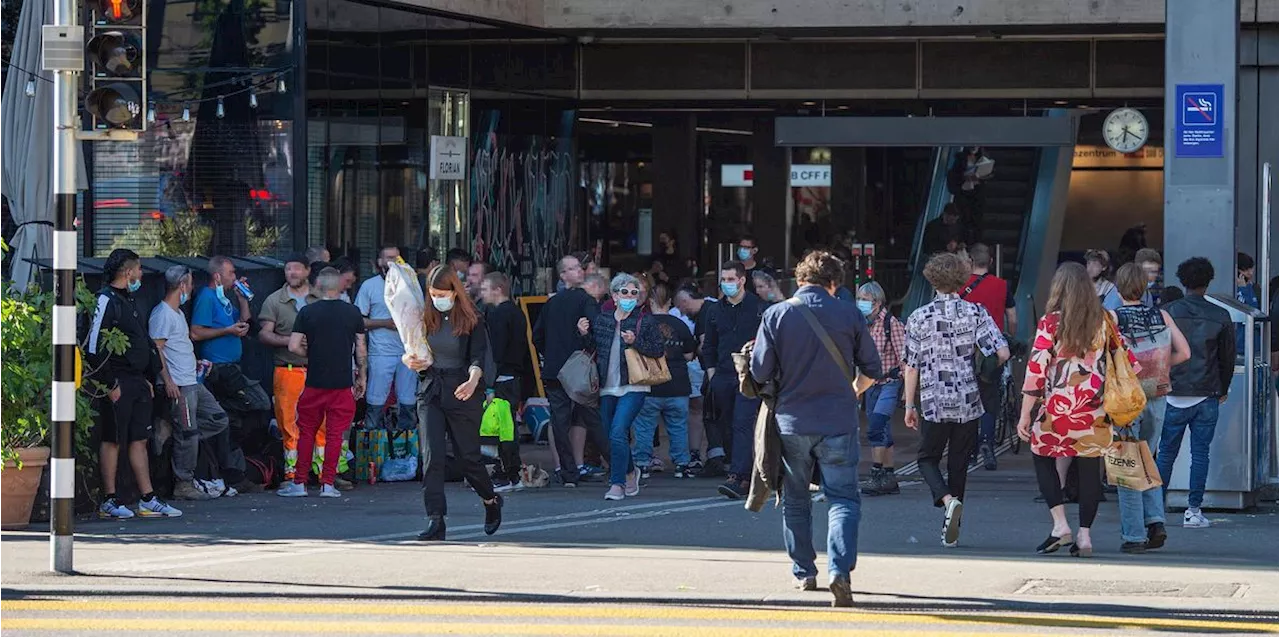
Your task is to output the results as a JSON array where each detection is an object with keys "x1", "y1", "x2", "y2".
[
  {"x1": 146, "y1": 102, "x2": 156, "y2": 123},
  {"x1": 216, "y1": 95, "x2": 225, "y2": 119},
  {"x1": 276, "y1": 77, "x2": 287, "y2": 94},
  {"x1": 248, "y1": 92, "x2": 258, "y2": 109},
  {"x1": 24, "y1": 76, "x2": 36, "y2": 97},
  {"x1": 182, "y1": 104, "x2": 190, "y2": 121}
]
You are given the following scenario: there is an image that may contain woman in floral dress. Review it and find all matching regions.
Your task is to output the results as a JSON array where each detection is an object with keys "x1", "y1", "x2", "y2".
[{"x1": 1017, "y1": 262, "x2": 1133, "y2": 557}]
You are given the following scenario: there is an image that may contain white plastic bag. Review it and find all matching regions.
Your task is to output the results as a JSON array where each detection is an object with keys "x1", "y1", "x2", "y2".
[{"x1": 383, "y1": 257, "x2": 433, "y2": 367}]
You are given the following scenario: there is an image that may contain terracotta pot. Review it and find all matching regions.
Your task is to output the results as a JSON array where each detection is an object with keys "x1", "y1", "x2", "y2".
[{"x1": 2, "y1": 447, "x2": 51, "y2": 530}]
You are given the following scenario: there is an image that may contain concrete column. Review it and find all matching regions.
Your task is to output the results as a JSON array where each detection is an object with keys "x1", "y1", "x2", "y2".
[
  {"x1": 752, "y1": 117, "x2": 788, "y2": 268},
  {"x1": 652, "y1": 114, "x2": 698, "y2": 266},
  {"x1": 1164, "y1": 0, "x2": 1240, "y2": 296}
]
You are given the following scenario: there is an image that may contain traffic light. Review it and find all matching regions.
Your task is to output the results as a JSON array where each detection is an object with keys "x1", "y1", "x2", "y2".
[{"x1": 86, "y1": 0, "x2": 145, "y2": 131}]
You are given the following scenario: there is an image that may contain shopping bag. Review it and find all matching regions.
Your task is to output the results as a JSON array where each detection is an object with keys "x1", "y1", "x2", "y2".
[
  {"x1": 380, "y1": 429, "x2": 420, "y2": 482},
  {"x1": 1102, "y1": 312, "x2": 1146, "y2": 426},
  {"x1": 353, "y1": 429, "x2": 389, "y2": 482},
  {"x1": 521, "y1": 398, "x2": 551, "y2": 444},
  {"x1": 384, "y1": 257, "x2": 433, "y2": 367},
  {"x1": 625, "y1": 347, "x2": 671, "y2": 386},
  {"x1": 1104, "y1": 438, "x2": 1162, "y2": 492},
  {"x1": 557, "y1": 350, "x2": 599, "y2": 407}
]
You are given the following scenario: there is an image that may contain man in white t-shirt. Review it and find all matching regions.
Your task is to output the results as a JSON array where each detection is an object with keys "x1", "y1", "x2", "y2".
[
  {"x1": 151, "y1": 265, "x2": 234, "y2": 500},
  {"x1": 355, "y1": 245, "x2": 418, "y2": 430}
]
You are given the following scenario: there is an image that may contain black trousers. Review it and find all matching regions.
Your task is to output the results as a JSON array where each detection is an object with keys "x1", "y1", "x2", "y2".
[
  {"x1": 545, "y1": 381, "x2": 608, "y2": 474},
  {"x1": 917, "y1": 418, "x2": 980, "y2": 507},
  {"x1": 1034, "y1": 454, "x2": 1102, "y2": 528},
  {"x1": 417, "y1": 371, "x2": 494, "y2": 518},
  {"x1": 493, "y1": 377, "x2": 524, "y2": 482},
  {"x1": 705, "y1": 372, "x2": 736, "y2": 458}
]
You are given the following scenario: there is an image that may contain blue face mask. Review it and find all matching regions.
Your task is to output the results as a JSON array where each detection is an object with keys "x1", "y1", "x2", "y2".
[
  {"x1": 721, "y1": 282, "x2": 740, "y2": 298},
  {"x1": 127, "y1": 279, "x2": 141, "y2": 293},
  {"x1": 618, "y1": 298, "x2": 638, "y2": 313},
  {"x1": 180, "y1": 291, "x2": 190, "y2": 305},
  {"x1": 432, "y1": 296, "x2": 455, "y2": 312},
  {"x1": 215, "y1": 284, "x2": 229, "y2": 305},
  {"x1": 737, "y1": 248, "x2": 752, "y2": 261},
  {"x1": 856, "y1": 300, "x2": 875, "y2": 316}
]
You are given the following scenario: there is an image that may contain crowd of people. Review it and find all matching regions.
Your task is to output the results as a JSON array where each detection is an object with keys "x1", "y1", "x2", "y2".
[{"x1": 82, "y1": 227, "x2": 1251, "y2": 608}]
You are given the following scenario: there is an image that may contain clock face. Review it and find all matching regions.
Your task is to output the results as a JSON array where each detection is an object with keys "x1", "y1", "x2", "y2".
[{"x1": 1103, "y1": 107, "x2": 1149, "y2": 153}]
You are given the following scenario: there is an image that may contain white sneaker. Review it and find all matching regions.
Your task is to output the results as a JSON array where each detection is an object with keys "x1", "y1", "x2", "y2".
[
  {"x1": 942, "y1": 498, "x2": 963, "y2": 547},
  {"x1": 1184, "y1": 508, "x2": 1211, "y2": 528},
  {"x1": 98, "y1": 498, "x2": 135, "y2": 520},
  {"x1": 319, "y1": 484, "x2": 341, "y2": 498},
  {"x1": 276, "y1": 482, "x2": 308, "y2": 497},
  {"x1": 137, "y1": 497, "x2": 183, "y2": 518},
  {"x1": 604, "y1": 485, "x2": 626, "y2": 501}
]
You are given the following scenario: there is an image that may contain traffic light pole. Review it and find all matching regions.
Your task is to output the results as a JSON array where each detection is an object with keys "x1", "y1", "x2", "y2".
[{"x1": 50, "y1": 0, "x2": 80, "y2": 574}]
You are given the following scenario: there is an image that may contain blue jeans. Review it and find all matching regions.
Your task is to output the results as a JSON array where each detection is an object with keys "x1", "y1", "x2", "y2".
[
  {"x1": 1157, "y1": 399, "x2": 1219, "y2": 509},
  {"x1": 633, "y1": 396, "x2": 691, "y2": 467},
  {"x1": 364, "y1": 354, "x2": 419, "y2": 430},
  {"x1": 1116, "y1": 398, "x2": 1167, "y2": 542},
  {"x1": 780, "y1": 433, "x2": 862, "y2": 580},
  {"x1": 600, "y1": 392, "x2": 645, "y2": 486},
  {"x1": 863, "y1": 381, "x2": 901, "y2": 448}
]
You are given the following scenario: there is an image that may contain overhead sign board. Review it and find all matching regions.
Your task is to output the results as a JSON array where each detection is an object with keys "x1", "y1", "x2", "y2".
[
  {"x1": 1174, "y1": 84, "x2": 1224, "y2": 158},
  {"x1": 720, "y1": 164, "x2": 832, "y2": 187},
  {"x1": 430, "y1": 135, "x2": 467, "y2": 180}
]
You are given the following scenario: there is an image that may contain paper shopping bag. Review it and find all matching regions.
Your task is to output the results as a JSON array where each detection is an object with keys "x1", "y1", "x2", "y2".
[{"x1": 1104, "y1": 439, "x2": 1163, "y2": 492}]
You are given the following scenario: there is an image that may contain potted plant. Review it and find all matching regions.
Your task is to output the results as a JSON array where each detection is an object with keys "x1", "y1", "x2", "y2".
[{"x1": 1, "y1": 263, "x2": 125, "y2": 529}]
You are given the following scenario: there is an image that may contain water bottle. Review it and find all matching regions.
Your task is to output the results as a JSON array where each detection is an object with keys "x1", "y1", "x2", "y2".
[{"x1": 233, "y1": 280, "x2": 254, "y2": 301}]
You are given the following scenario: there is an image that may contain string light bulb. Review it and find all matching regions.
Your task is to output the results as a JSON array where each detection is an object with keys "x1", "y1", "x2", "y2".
[
  {"x1": 24, "y1": 76, "x2": 35, "y2": 97},
  {"x1": 248, "y1": 92, "x2": 258, "y2": 109},
  {"x1": 182, "y1": 104, "x2": 190, "y2": 122},
  {"x1": 276, "y1": 77, "x2": 287, "y2": 94},
  {"x1": 146, "y1": 103, "x2": 156, "y2": 123},
  {"x1": 216, "y1": 95, "x2": 225, "y2": 119}
]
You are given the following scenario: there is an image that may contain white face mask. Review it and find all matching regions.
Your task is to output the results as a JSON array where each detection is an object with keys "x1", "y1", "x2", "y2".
[{"x1": 432, "y1": 296, "x2": 454, "y2": 312}]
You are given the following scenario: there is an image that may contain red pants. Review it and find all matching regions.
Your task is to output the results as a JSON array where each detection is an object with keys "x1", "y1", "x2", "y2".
[{"x1": 293, "y1": 387, "x2": 355, "y2": 486}]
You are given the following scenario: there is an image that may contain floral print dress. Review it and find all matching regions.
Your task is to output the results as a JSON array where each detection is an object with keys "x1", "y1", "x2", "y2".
[{"x1": 1022, "y1": 312, "x2": 1134, "y2": 458}]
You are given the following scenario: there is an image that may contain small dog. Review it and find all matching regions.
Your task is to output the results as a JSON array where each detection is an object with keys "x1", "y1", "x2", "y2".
[{"x1": 519, "y1": 464, "x2": 550, "y2": 488}]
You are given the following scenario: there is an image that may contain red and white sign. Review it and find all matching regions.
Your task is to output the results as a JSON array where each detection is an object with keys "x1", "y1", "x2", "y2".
[{"x1": 721, "y1": 164, "x2": 832, "y2": 188}]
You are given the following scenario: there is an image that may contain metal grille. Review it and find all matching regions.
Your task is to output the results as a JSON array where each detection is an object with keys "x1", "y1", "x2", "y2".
[{"x1": 751, "y1": 42, "x2": 916, "y2": 90}]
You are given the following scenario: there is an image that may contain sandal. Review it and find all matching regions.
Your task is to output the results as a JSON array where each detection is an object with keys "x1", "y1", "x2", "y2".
[
  {"x1": 1070, "y1": 543, "x2": 1094, "y2": 558},
  {"x1": 1036, "y1": 533, "x2": 1074, "y2": 555}
]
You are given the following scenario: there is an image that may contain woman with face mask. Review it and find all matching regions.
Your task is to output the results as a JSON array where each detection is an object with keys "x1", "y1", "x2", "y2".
[
  {"x1": 404, "y1": 266, "x2": 501, "y2": 541},
  {"x1": 577, "y1": 273, "x2": 668, "y2": 501},
  {"x1": 855, "y1": 282, "x2": 907, "y2": 497}
]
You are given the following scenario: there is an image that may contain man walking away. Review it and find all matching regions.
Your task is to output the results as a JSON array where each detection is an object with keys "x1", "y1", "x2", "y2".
[
  {"x1": 88, "y1": 249, "x2": 183, "y2": 519},
  {"x1": 259, "y1": 254, "x2": 321, "y2": 482},
  {"x1": 152, "y1": 266, "x2": 233, "y2": 500},
  {"x1": 481, "y1": 272, "x2": 529, "y2": 491},
  {"x1": 355, "y1": 245, "x2": 417, "y2": 431},
  {"x1": 961, "y1": 243, "x2": 1016, "y2": 470},
  {"x1": 1159, "y1": 257, "x2": 1235, "y2": 528},
  {"x1": 277, "y1": 268, "x2": 367, "y2": 497},
  {"x1": 903, "y1": 253, "x2": 1009, "y2": 548},
  {"x1": 750, "y1": 251, "x2": 881, "y2": 607},
  {"x1": 704, "y1": 261, "x2": 767, "y2": 498},
  {"x1": 532, "y1": 254, "x2": 606, "y2": 487}
]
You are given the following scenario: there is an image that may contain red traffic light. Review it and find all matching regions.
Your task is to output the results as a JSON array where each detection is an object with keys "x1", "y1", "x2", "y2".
[
  {"x1": 86, "y1": 83, "x2": 142, "y2": 128},
  {"x1": 87, "y1": 31, "x2": 140, "y2": 76},
  {"x1": 96, "y1": 0, "x2": 141, "y2": 25}
]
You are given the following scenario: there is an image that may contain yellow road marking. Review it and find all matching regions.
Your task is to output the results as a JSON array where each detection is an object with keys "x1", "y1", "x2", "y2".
[{"x1": 1, "y1": 599, "x2": 1274, "y2": 634}]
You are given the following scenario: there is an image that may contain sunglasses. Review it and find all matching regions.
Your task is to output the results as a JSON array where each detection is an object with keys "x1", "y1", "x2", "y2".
[{"x1": 615, "y1": 289, "x2": 640, "y2": 297}]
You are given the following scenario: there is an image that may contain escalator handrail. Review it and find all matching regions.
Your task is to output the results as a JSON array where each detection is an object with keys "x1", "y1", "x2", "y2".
[{"x1": 901, "y1": 146, "x2": 962, "y2": 317}]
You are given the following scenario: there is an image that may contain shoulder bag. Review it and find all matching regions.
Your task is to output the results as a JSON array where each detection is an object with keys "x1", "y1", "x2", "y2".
[
  {"x1": 960, "y1": 275, "x2": 1003, "y2": 386},
  {"x1": 786, "y1": 298, "x2": 875, "y2": 397},
  {"x1": 624, "y1": 316, "x2": 672, "y2": 386},
  {"x1": 1102, "y1": 312, "x2": 1146, "y2": 426}
]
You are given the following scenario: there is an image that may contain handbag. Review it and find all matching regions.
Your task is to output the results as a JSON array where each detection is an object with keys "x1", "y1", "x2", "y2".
[
  {"x1": 557, "y1": 350, "x2": 600, "y2": 407},
  {"x1": 623, "y1": 317, "x2": 672, "y2": 386},
  {"x1": 786, "y1": 298, "x2": 875, "y2": 397},
  {"x1": 1102, "y1": 312, "x2": 1147, "y2": 426},
  {"x1": 1104, "y1": 435, "x2": 1163, "y2": 492}
]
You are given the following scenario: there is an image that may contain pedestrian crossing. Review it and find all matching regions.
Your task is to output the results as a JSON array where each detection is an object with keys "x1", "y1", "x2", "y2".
[{"x1": 2, "y1": 598, "x2": 1275, "y2": 636}]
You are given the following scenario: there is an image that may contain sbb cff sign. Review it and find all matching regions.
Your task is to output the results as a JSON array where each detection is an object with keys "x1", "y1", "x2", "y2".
[{"x1": 720, "y1": 164, "x2": 832, "y2": 188}]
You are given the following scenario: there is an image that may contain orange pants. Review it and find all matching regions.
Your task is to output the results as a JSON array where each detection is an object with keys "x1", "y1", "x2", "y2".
[{"x1": 274, "y1": 366, "x2": 325, "y2": 479}]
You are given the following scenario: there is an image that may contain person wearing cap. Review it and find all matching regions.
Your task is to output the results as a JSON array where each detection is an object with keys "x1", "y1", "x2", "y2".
[{"x1": 259, "y1": 254, "x2": 329, "y2": 484}]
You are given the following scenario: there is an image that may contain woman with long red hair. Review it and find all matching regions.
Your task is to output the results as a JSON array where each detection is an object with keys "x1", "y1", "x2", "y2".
[{"x1": 406, "y1": 265, "x2": 501, "y2": 541}]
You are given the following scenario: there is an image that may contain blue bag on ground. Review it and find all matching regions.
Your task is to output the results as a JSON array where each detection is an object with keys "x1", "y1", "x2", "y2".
[{"x1": 380, "y1": 429, "x2": 419, "y2": 482}]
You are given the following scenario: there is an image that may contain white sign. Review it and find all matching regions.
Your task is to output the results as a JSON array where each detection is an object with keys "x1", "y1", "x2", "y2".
[
  {"x1": 720, "y1": 163, "x2": 832, "y2": 188},
  {"x1": 430, "y1": 135, "x2": 467, "y2": 180}
]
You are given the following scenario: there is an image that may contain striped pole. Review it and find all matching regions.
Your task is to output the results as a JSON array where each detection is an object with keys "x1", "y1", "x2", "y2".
[{"x1": 49, "y1": 0, "x2": 80, "y2": 574}]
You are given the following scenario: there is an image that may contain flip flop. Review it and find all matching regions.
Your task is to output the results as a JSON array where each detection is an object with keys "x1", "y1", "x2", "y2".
[{"x1": 1036, "y1": 534, "x2": 1074, "y2": 555}]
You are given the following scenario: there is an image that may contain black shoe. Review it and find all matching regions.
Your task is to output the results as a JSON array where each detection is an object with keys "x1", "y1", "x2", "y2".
[
  {"x1": 701, "y1": 456, "x2": 727, "y2": 478},
  {"x1": 483, "y1": 494, "x2": 503, "y2": 535},
  {"x1": 556, "y1": 469, "x2": 579, "y2": 488},
  {"x1": 829, "y1": 576, "x2": 854, "y2": 608},
  {"x1": 1121, "y1": 541, "x2": 1147, "y2": 554},
  {"x1": 1035, "y1": 533, "x2": 1073, "y2": 554},
  {"x1": 717, "y1": 475, "x2": 747, "y2": 500},
  {"x1": 417, "y1": 517, "x2": 446, "y2": 541},
  {"x1": 980, "y1": 444, "x2": 997, "y2": 471},
  {"x1": 1146, "y1": 522, "x2": 1167, "y2": 550}
]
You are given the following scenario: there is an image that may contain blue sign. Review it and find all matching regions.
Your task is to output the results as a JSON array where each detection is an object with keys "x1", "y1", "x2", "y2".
[{"x1": 1175, "y1": 83, "x2": 1224, "y2": 158}]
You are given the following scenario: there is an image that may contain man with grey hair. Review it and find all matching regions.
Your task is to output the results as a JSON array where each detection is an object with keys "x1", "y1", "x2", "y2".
[
  {"x1": 151, "y1": 266, "x2": 240, "y2": 499},
  {"x1": 305, "y1": 246, "x2": 331, "y2": 265}
]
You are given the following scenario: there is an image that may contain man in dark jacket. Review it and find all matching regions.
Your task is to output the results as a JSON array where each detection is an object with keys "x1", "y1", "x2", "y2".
[
  {"x1": 532, "y1": 254, "x2": 605, "y2": 487},
  {"x1": 87, "y1": 249, "x2": 183, "y2": 520},
  {"x1": 749, "y1": 250, "x2": 881, "y2": 607},
  {"x1": 1158, "y1": 257, "x2": 1236, "y2": 529},
  {"x1": 703, "y1": 261, "x2": 767, "y2": 497}
]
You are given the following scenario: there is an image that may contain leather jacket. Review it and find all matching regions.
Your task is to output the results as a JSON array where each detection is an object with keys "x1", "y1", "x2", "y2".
[{"x1": 1165, "y1": 294, "x2": 1236, "y2": 398}]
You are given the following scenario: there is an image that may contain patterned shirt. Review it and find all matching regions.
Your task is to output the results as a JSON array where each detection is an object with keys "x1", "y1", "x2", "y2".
[
  {"x1": 903, "y1": 293, "x2": 1007, "y2": 423},
  {"x1": 867, "y1": 309, "x2": 906, "y2": 383}
]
